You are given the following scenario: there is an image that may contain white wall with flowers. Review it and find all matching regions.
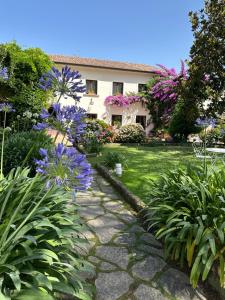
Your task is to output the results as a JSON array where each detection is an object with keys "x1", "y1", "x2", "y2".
[{"x1": 56, "y1": 64, "x2": 154, "y2": 134}]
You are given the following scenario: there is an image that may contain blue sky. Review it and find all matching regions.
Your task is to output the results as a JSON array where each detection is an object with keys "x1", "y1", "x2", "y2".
[{"x1": 0, "y1": 0, "x2": 204, "y2": 70}]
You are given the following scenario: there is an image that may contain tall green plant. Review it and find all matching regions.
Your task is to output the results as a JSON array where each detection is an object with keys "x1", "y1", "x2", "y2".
[
  {"x1": 145, "y1": 165, "x2": 225, "y2": 287},
  {"x1": 0, "y1": 168, "x2": 92, "y2": 299}
]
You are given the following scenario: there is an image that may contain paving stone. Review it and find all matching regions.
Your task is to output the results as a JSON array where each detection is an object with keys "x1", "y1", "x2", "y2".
[
  {"x1": 102, "y1": 196, "x2": 115, "y2": 202},
  {"x1": 132, "y1": 256, "x2": 166, "y2": 281},
  {"x1": 136, "y1": 244, "x2": 164, "y2": 258},
  {"x1": 128, "y1": 224, "x2": 145, "y2": 234},
  {"x1": 134, "y1": 284, "x2": 167, "y2": 300},
  {"x1": 81, "y1": 228, "x2": 96, "y2": 240},
  {"x1": 92, "y1": 191, "x2": 105, "y2": 197},
  {"x1": 114, "y1": 233, "x2": 137, "y2": 246},
  {"x1": 139, "y1": 232, "x2": 162, "y2": 248},
  {"x1": 76, "y1": 196, "x2": 101, "y2": 206},
  {"x1": 88, "y1": 256, "x2": 100, "y2": 264},
  {"x1": 95, "y1": 271, "x2": 133, "y2": 300},
  {"x1": 95, "y1": 246, "x2": 129, "y2": 269},
  {"x1": 158, "y1": 269, "x2": 207, "y2": 300},
  {"x1": 87, "y1": 213, "x2": 125, "y2": 244},
  {"x1": 99, "y1": 262, "x2": 117, "y2": 271},
  {"x1": 117, "y1": 212, "x2": 137, "y2": 223},
  {"x1": 103, "y1": 200, "x2": 124, "y2": 211},
  {"x1": 78, "y1": 205, "x2": 105, "y2": 220},
  {"x1": 130, "y1": 250, "x2": 147, "y2": 260}
]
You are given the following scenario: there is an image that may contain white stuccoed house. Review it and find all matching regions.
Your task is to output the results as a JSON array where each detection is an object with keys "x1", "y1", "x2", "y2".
[{"x1": 50, "y1": 55, "x2": 157, "y2": 134}]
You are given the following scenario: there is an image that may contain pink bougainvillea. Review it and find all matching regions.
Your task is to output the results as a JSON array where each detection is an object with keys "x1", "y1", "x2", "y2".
[
  {"x1": 105, "y1": 94, "x2": 141, "y2": 107},
  {"x1": 151, "y1": 60, "x2": 187, "y2": 103}
]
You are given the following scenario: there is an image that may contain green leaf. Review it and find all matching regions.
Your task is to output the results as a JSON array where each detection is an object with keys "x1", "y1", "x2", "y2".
[
  {"x1": 202, "y1": 254, "x2": 215, "y2": 281},
  {"x1": 6, "y1": 271, "x2": 21, "y2": 291}
]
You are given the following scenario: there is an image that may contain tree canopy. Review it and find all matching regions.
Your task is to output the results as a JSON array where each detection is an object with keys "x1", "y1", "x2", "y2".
[
  {"x1": 0, "y1": 41, "x2": 52, "y2": 114},
  {"x1": 188, "y1": 0, "x2": 225, "y2": 115}
]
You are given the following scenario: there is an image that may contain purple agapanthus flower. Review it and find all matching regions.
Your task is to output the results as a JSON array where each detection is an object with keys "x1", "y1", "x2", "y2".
[
  {"x1": 33, "y1": 122, "x2": 49, "y2": 131},
  {"x1": 33, "y1": 103, "x2": 87, "y2": 142},
  {"x1": 35, "y1": 143, "x2": 92, "y2": 191},
  {"x1": 40, "y1": 109, "x2": 50, "y2": 119},
  {"x1": 39, "y1": 65, "x2": 86, "y2": 101},
  {"x1": 0, "y1": 102, "x2": 15, "y2": 113},
  {"x1": 196, "y1": 117, "x2": 216, "y2": 128},
  {"x1": 0, "y1": 67, "x2": 8, "y2": 80}
]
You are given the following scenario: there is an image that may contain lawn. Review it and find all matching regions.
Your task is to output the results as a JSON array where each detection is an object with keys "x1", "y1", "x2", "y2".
[{"x1": 89, "y1": 143, "x2": 199, "y2": 202}]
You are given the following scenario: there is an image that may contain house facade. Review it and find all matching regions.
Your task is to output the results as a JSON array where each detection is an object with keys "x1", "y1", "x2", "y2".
[{"x1": 50, "y1": 55, "x2": 156, "y2": 133}]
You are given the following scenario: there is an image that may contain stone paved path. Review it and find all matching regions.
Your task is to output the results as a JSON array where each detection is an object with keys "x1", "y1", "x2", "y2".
[{"x1": 76, "y1": 171, "x2": 208, "y2": 300}]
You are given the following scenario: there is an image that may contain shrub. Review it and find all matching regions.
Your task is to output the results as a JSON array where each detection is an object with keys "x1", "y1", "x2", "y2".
[
  {"x1": 199, "y1": 123, "x2": 225, "y2": 145},
  {"x1": 82, "y1": 119, "x2": 114, "y2": 152},
  {"x1": 103, "y1": 152, "x2": 127, "y2": 169},
  {"x1": 0, "y1": 168, "x2": 92, "y2": 299},
  {"x1": 83, "y1": 135, "x2": 103, "y2": 154},
  {"x1": 169, "y1": 98, "x2": 199, "y2": 141},
  {"x1": 0, "y1": 42, "x2": 52, "y2": 123},
  {"x1": 144, "y1": 164, "x2": 225, "y2": 287},
  {"x1": 84, "y1": 119, "x2": 114, "y2": 144},
  {"x1": 3, "y1": 131, "x2": 53, "y2": 176},
  {"x1": 114, "y1": 123, "x2": 145, "y2": 143}
]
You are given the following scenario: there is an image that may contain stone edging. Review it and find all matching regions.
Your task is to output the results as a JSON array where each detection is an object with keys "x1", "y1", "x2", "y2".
[{"x1": 95, "y1": 164, "x2": 145, "y2": 214}]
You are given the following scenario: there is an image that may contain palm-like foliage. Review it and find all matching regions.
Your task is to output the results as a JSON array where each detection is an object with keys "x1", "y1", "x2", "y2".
[
  {"x1": 0, "y1": 168, "x2": 91, "y2": 299},
  {"x1": 145, "y1": 165, "x2": 225, "y2": 288}
]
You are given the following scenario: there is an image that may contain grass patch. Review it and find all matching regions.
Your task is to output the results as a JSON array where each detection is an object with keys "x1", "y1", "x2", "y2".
[{"x1": 89, "y1": 143, "x2": 200, "y2": 203}]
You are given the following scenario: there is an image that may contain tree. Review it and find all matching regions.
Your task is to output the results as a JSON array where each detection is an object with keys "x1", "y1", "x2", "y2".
[
  {"x1": 141, "y1": 62, "x2": 188, "y2": 130},
  {"x1": 188, "y1": 0, "x2": 225, "y2": 115},
  {"x1": 0, "y1": 41, "x2": 52, "y2": 114}
]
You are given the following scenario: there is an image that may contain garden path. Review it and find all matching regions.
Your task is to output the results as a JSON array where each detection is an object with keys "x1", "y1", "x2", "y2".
[{"x1": 76, "y1": 171, "x2": 207, "y2": 300}]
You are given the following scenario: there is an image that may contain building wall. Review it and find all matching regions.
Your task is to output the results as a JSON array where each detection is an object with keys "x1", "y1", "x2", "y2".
[{"x1": 56, "y1": 64, "x2": 154, "y2": 133}]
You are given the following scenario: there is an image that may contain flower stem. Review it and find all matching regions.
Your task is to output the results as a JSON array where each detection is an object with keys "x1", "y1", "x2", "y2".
[
  {"x1": 0, "y1": 111, "x2": 7, "y2": 179},
  {"x1": 53, "y1": 130, "x2": 59, "y2": 144}
]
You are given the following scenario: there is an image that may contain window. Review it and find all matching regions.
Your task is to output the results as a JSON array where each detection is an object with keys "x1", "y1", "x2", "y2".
[
  {"x1": 136, "y1": 115, "x2": 146, "y2": 129},
  {"x1": 87, "y1": 113, "x2": 97, "y2": 119},
  {"x1": 86, "y1": 80, "x2": 97, "y2": 95},
  {"x1": 113, "y1": 82, "x2": 123, "y2": 95},
  {"x1": 138, "y1": 84, "x2": 147, "y2": 93},
  {"x1": 111, "y1": 115, "x2": 122, "y2": 127}
]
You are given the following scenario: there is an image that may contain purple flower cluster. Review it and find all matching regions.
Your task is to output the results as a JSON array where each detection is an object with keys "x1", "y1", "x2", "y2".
[
  {"x1": 35, "y1": 143, "x2": 92, "y2": 191},
  {"x1": 151, "y1": 60, "x2": 187, "y2": 103},
  {"x1": 39, "y1": 65, "x2": 86, "y2": 101},
  {"x1": 196, "y1": 117, "x2": 216, "y2": 128},
  {"x1": 0, "y1": 102, "x2": 15, "y2": 113},
  {"x1": 0, "y1": 67, "x2": 8, "y2": 80},
  {"x1": 105, "y1": 95, "x2": 141, "y2": 107},
  {"x1": 33, "y1": 103, "x2": 87, "y2": 142}
]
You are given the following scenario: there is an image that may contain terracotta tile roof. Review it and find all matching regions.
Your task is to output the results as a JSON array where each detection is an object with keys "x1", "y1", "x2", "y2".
[{"x1": 49, "y1": 54, "x2": 156, "y2": 73}]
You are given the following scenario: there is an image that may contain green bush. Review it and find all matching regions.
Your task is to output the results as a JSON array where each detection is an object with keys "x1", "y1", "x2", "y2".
[
  {"x1": 0, "y1": 168, "x2": 92, "y2": 299},
  {"x1": 83, "y1": 135, "x2": 103, "y2": 154},
  {"x1": 145, "y1": 164, "x2": 225, "y2": 287},
  {"x1": 0, "y1": 42, "x2": 52, "y2": 127},
  {"x1": 114, "y1": 124, "x2": 145, "y2": 143},
  {"x1": 3, "y1": 131, "x2": 53, "y2": 176},
  {"x1": 169, "y1": 99, "x2": 199, "y2": 141},
  {"x1": 84, "y1": 119, "x2": 114, "y2": 144},
  {"x1": 103, "y1": 152, "x2": 127, "y2": 169},
  {"x1": 199, "y1": 124, "x2": 225, "y2": 145}
]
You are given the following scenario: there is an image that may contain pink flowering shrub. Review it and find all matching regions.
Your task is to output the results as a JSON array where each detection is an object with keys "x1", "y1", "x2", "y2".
[
  {"x1": 151, "y1": 60, "x2": 187, "y2": 103},
  {"x1": 105, "y1": 95, "x2": 141, "y2": 107}
]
